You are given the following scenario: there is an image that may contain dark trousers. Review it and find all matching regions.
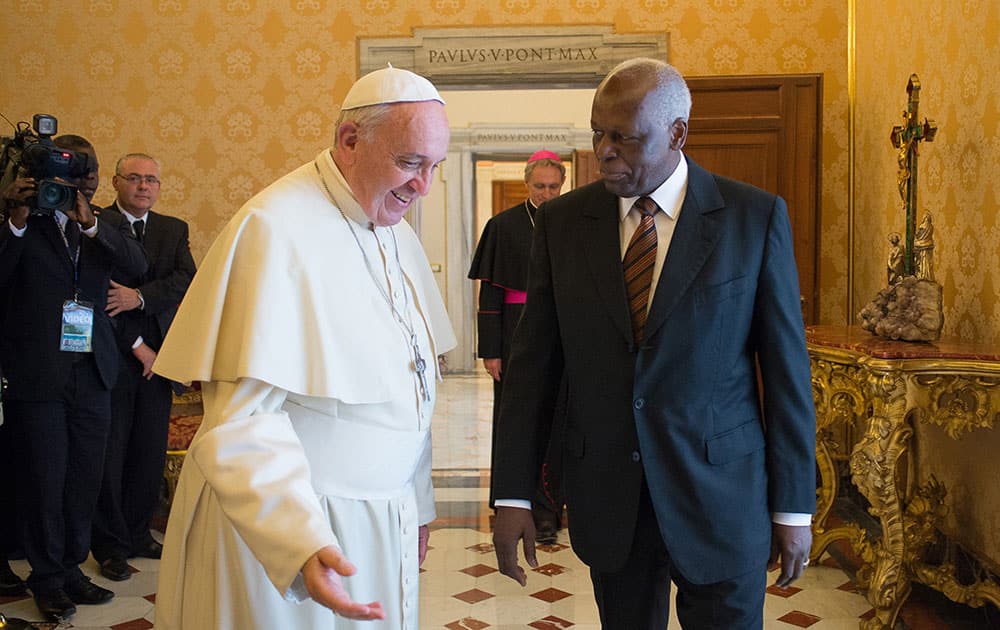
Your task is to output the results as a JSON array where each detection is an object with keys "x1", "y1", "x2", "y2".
[
  {"x1": 91, "y1": 359, "x2": 172, "y2": 560},
  {"x1": 0, "y1": 410, "x2": 20, "y2": 559},
  {"x1": 6, "y1": 357, "x2": 111, "y2": 594},
  {"x1": 589, "y1": 482, "x2": 766, "y2": 630}
]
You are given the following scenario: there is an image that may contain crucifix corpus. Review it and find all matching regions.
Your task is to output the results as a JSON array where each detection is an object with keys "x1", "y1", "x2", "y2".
[{"x1": 890, "y1": 73, "x2": 937, "y2": 277}]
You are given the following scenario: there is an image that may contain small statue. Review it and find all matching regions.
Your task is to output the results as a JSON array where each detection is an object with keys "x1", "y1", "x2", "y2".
[
  {"x1": 887, "y1": 232, "x2": 905, "y2": 285},
  {"x1": 913, "y1": 213, "x2": 934, "y2": 280}
]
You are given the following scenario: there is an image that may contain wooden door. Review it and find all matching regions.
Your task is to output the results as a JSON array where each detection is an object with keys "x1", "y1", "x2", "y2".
[
  {"x1": 573, "y1": 74, "x2": 821, "y2": 324},
  {"x1": 492, "y1": 180, "x2": 526, "y2": 216}
]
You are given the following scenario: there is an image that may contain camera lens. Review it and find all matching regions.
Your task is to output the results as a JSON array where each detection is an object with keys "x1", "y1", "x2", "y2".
[{"x1": 36, "y1": 179, "x2": 76, "y2": 214}]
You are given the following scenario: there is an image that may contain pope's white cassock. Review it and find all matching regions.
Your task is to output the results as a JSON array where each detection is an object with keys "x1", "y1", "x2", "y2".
[{"x1": 151, "y1": 148, "x2": 456, "y2": 629}]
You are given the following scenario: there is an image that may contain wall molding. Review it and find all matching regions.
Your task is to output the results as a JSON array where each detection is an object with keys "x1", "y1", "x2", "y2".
[{"x1": 359, "y1": 25, "x2": 668, "y2": 88}]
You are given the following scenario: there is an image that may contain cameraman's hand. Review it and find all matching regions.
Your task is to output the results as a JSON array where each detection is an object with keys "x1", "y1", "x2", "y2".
[
  {"x1": 2, "y1": 176, "x2": 35, "y2": 229},
  {"x1": 107, "y1": 280, "x2": 142, "y2": 315},
  {"x1": 64, "y1": 190, "x2": 95, "y2": 230}
]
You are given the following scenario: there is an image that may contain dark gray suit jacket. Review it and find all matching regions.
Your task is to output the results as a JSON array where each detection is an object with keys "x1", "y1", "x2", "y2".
[
  {"x1": 493, "y1": 158, "x2": 816, "y2": 584},
  {"x1": 103, "y1": 205, "x2": 196, "y2": 389}
]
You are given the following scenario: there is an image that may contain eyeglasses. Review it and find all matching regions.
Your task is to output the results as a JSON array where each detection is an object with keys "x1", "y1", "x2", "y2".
[{"x1": 118, "y1": 173, "x2": 160, "y2": 186}]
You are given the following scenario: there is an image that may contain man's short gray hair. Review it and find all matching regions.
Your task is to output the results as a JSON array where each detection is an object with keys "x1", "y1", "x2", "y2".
[
  {"x1": 604, "y1": 58, "x2": 692, "y2": 128},
  {"x1": 115, "y1": 152, "x2": 160, "y2": 174},
  {"x1": 524, "y1": 158, "x2": 566, "y2": 181},
  {"x1": 334, "y1": 103, "x2": 394, "y2": 147}
]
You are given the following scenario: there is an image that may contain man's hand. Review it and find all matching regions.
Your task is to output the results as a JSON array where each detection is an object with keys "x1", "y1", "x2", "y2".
[
  {"x1": 131, "y1": 342, "x2": 157, "y2": 380},
  {"x1": 492, "y1": 506, "x2": 538, "y2": 586},
  {"x1": 418, "y1": 525, "x2": 429, "y2": 566},
  {"x1": 2, "y1": 176, "x2": 34, "y2": 229},
  {"x1": 768, "y1": 523, "x2": 812, "y2": 588},
  {"x1": 302, "y1": 545, "x2": 386, "y2": 621},
  {"x1": 64, "y1": 190, "x2": 95, "y2": 229},
  {"x1": 107, "y1": 280, "x2": 142, "y2": 316},
  {"x1": 483, "y1": 358, "x2": 502, "y2": 382}
]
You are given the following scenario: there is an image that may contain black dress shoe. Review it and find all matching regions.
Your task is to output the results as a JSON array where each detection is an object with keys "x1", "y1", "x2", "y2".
[
  {"x1": 0, "y1": 559, "x2": 27, "y2": 596},
  {"x1": 33, "y1": 589, "x2": 77, "y2": 622},
  {"x1": 64, "y1": 578, "x2": 114, "y2": 605},
  {"x1": 99, "y1": 555, "x2": 132, "y2": 581},
  {"x1": 132, "y1": 538, "x2": 162, "y2": 559}
]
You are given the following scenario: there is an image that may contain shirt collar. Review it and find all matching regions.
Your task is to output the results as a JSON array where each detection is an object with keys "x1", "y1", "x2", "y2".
[
  {"x1": 315, "y1": 148, "x2": 371, "y2": 228},
  {"x1": 116, "y1": 201, "x2": 149, "y2": 223},
  {"x1": 618, "y1": 152, "x2": 688, "y2": 222}
]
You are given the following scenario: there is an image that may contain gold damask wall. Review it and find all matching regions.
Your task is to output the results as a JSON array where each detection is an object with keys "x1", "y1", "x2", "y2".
[
  {"x1": 855, "y1": 0, "x2": 1000, "y2": 568},
  {"x1": 0, "y1": 0, "x2": 850, "y2": 322},
  {"x1": 855, "y1": 0, "x2": 1000, "y2": 343}
]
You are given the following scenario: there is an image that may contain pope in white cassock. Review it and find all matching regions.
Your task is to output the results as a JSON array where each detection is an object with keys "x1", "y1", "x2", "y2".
[{"x1": 151, "y1": 67, "x2": 456, "y2": 629}]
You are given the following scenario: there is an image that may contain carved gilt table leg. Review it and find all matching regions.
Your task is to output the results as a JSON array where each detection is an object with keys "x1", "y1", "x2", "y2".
[
  {"x1": 849, "y1": 369, "x2": 912, "y2": 630},
  {"x1": 810, "y1": 357, "x2": 866, "y2": 561}
]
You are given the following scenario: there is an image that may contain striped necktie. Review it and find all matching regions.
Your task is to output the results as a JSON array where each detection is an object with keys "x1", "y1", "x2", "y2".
[{"x1": 623, "y1": 197, "x2": 658, "y2": 345}]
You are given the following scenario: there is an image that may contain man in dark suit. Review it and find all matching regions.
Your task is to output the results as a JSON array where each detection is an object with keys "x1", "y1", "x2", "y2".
[
  {"x1": 91, "y1": 153, "x2": 196, "y2": 582},
  {"x1": 0, "y1": 141, "x2": 146, "y2": 622},
  {"x1": 491, "y1": 58, "x2": 816, "y2": 629},
  {"x1": 0, "y1": 133, "x2": 105, "y2": 598}
]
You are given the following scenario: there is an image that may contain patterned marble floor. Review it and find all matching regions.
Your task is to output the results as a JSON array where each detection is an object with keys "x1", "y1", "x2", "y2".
[{"x1": 1, "y1": 374, "x2": 995, "y2": 629}]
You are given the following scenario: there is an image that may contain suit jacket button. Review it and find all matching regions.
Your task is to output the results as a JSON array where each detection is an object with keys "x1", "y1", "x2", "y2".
[
  {"x1": 631, "y1": 451, "x2": 641, "y2": 462},
  {"x1": 633, "y1": 398, "x2": 645, "y2": 410}
]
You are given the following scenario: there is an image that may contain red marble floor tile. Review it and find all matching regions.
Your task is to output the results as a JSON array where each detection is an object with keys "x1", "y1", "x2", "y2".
[
  {"x1": 532, "y1": 563, "x2": 568, "y2": 577},
  {"x1": 465, "y1": 543, "x2": 495, "y2": 554},
  {"x1": 859, "y1": 608, "x2": 877, "y2": 621},
  {"x1": 445, "y1": 618, "x2": 490, "y2": 630},
  {"x1": 529, "y1": 615, "x2": 574, "y2": 629},
  {"x1": 836, "y1": 580, "x2": 864, "y2": 594},
  {"x1": 144, "y1": 593, "x2": 157, "y2": 603},
  {"x1": 531, "y1": 587, "x2": 572, "y2": 603},
  {"x1": 536, "y1": 542, "x2": 570, "y2": 552},
  {"x1": 766, "y1": 584, "x2": 802, "y2": 598},
  {"x1": 460, "y1": 563, "x2": 498, "y2": 577},
  {"x1": 453, "y1": 588, "x2": 495, "y2": 604},
  {"x1": 111, "y1": 619, "x2": 154, "y2": 630},
  {"x1": 777, "y1": 610, "x2": 821, "y2": 627}
]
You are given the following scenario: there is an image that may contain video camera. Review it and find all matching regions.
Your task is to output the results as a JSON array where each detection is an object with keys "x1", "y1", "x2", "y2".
[{"x1": 0, "y1": 114, "x2": 95, "y2": 215}]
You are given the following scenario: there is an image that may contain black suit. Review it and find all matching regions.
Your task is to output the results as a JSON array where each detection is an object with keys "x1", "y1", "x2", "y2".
[
  {"x1": 494, "y1": 159, "x2": 816, "y2": 627},
  {"x1": 0, "y1": 210, "x2": 145, "y2": 594},
  {"x1": 92, "y1": 204, "x2": 195, "y2": 561}
]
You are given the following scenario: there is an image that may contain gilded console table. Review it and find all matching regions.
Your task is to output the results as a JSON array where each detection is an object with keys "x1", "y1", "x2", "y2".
[{"x1": 806, "y1": 325, "x2": 1000, "y2": 629}]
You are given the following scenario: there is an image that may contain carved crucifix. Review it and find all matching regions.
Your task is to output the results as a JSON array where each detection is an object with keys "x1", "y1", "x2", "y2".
[{"x1": 890, "y1": 74, "x2": 937, "y2": 276}]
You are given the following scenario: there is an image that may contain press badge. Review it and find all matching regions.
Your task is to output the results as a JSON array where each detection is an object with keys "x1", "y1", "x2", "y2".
[{"x1": 60, "y1": 300, "x2": 94, "y2": 353}]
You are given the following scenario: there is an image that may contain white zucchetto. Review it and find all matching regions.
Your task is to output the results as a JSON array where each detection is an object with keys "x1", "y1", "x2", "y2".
[{"x1": 340, "y1": 64, "x2": 445, "y2": 111}]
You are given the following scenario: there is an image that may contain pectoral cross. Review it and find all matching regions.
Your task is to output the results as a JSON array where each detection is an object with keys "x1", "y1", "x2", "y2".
[
  {"x1": 890, "y1": 74, "x2": 937, "y2": 276},
  {"x1": 411, "y1": 333, "x2": 430, "y2": 402}
]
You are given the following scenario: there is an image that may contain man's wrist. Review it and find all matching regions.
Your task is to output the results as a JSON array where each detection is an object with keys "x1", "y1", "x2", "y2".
[{"x1": 494, "y1": 499, "x2": 531, "y2": 510}]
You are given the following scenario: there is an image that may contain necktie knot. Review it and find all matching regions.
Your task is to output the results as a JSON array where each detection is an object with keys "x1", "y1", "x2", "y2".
[
  {"x1": 133, "y1": 219, "x2": 144, "y2": 243},
  {"x1": 634, "y1": 196, "x2": 658, "y2": 218}
]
